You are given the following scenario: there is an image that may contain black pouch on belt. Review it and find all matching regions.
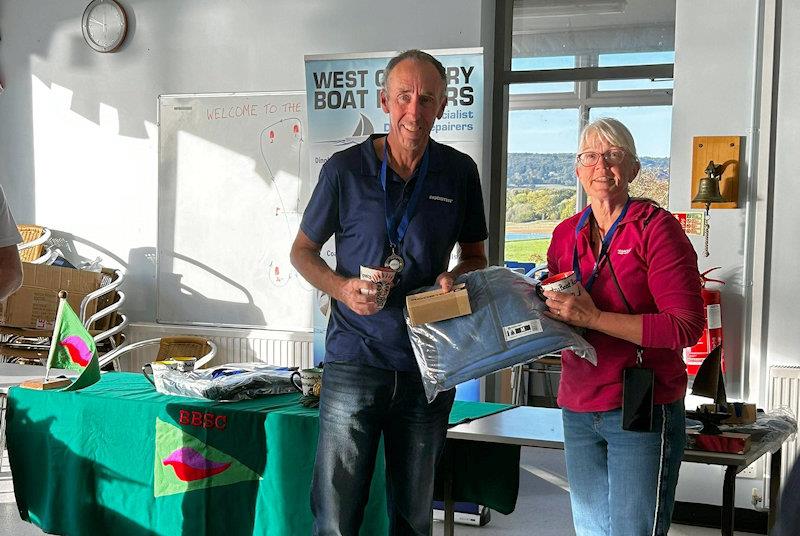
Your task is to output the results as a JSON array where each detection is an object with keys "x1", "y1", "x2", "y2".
[{"x1": 622, "y1": 350, "x2": 654, "y2": 432}]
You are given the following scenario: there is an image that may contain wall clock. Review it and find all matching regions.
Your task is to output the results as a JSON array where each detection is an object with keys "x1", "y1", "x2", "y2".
[{"x1": 81, "y1": 0, "x2": 128, "y2": 53}]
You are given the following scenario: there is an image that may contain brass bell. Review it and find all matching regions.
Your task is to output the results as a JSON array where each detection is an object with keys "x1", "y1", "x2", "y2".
[{"x1": 692, "y1": 161, "x2": 725, "y2": 205}]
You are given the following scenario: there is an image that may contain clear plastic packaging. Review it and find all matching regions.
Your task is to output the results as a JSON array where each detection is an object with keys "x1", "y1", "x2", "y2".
[
  {"x1": 719, "y1": 406, "x2": 798, "y2": 444},
  {"x1": 79, "y1": 256, "x2": 104, "y2": 272},
  {"x1": 146, "y1": 362, "x2": 301, "y2": 401},
  {"x1": 406, "y1": 266, "x2": 597, "y2": 401}
]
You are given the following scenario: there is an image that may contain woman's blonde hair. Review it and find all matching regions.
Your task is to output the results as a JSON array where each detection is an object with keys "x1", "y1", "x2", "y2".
[{"x1": 578, "y1": 117, "x2": 639, "y2": 162}]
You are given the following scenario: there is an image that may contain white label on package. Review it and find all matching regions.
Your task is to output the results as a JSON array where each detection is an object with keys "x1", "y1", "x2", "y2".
[
  {"x1": 503, "y1": 319, "x2": 543, "y2": 342},
  {"x1": 706, "y1": 303, "x2": 722, "y2": 330}
]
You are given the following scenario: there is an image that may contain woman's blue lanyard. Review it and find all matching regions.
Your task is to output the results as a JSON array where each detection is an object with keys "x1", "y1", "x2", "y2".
[
  {"x1": 572, "y1": 198, "x2": 631, "y2": 292},
  {"x1": 379, "y1": 139, "x2": 430, "y2": 250}
]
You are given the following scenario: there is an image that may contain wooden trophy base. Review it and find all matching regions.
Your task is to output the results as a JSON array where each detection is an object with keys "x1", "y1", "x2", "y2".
[{"x1": 20, "y1": 378, "x2": 72, "y2": 390}]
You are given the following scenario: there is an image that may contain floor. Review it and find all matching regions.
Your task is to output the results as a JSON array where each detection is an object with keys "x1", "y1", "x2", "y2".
[{"x1": 0, "y1": 448, "x2": 754, "y2": 536}]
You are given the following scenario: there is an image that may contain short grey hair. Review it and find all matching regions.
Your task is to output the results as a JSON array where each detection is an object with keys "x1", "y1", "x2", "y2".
[
  {"x1": 579, "y1": 117, "x2": 639, "y2": 162},
  {"x1": 381, "y1": 49, "x2": 447, "y2": 98}
]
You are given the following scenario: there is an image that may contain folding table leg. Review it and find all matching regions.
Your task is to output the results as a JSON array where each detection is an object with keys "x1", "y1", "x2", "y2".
[
  {"x1": 721, "y1": 465, "x2": 736, "y2": 536},
  {"x1": 768, "y1": 447, "x2": 782, "y2": 533}
]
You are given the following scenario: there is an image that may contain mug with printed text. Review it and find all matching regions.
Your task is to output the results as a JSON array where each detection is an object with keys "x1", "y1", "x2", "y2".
[
  {"x1": 536, "y1": 270, "x2": 579, "y2": 301},
  {"x1": 299, "y1": 367, "x2": 323, "y2": 397},
  {"x1": 359, "y1": 265, "x2": 396, "y2": 309}
]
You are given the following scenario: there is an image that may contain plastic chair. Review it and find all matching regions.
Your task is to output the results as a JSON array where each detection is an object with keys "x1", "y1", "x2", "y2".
[
  {"x1": 98, "y1": 336, "x2": 217, "y2": 370},
  {"x1": 16, "y1": 224, "x2": 54, "y2": 264}
]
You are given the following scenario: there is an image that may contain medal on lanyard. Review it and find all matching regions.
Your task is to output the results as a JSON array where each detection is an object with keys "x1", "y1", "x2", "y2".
[
  {"x1": 379, "y1": 138, "x2": 430, "y2": 273},
  {"x1": 572, "y1": 198, "x2": 631, "y2": 292},
  {"x1": 385, "y1": 249, "x2": 404, "y2": 272}
]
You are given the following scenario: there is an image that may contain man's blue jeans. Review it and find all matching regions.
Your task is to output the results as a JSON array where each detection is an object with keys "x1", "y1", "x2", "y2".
[
  {"x1": 311, "y1": 361, "x2": 455, "y2": 536},
  {"x1": 562, "y1": 400, "x2": 685, "y2": 536}
]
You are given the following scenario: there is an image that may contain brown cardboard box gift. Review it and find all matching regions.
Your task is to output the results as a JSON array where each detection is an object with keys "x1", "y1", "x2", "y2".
[
  {"x1": 405, "y1": 283, "x2": 471, "y2": 326},
  {"x1": 0, "y1": 263, "x2": 103, "y2": 330}
]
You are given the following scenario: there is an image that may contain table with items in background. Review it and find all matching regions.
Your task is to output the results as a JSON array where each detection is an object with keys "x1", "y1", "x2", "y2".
[
  {"x1": 6, "y1": 372, "x2": 518, "y2": 536},
  {"x1": 441, "y1": 406, "x2": 791, "y2": 536}
]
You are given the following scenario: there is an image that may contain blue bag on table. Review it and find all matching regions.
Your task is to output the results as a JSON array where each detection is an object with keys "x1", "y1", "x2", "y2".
[{"x1": 405, "y1": 266, "x2": 596, "y2": 402}]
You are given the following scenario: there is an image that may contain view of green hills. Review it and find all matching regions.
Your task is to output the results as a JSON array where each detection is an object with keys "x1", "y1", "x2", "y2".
[
  {"x1": 507, "y1": 152, "x2": 670, "y2": 189},
  {"x1": 504, "y1": 153, "x2": 671, "y2": 264}
]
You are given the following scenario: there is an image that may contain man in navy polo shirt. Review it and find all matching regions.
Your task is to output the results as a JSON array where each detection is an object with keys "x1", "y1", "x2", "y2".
[{"x1": 291, "y1": 49, "x2": 487, "y2": 536}]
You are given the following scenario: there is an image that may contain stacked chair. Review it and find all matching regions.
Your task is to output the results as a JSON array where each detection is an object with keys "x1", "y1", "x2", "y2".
[
  {"x1": 99, "y1": 335, "x2": 217, "y2": 371},
  {"x1": 0, "y1": 267, "x2": 129, "y2": 367},
  {"x1": 16, "y1": 224, "x2": 54, "y2": 264}
]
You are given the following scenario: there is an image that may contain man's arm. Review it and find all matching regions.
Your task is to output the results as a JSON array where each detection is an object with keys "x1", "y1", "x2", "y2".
[
  {"x1": 290, "y1": 230, "x2": 381, "y2": 316},
  {"x1": 0, "y1": 245, "x2": 23, "y2": 301},
  {"x1": 435, "y1": 240, "x2": 487, "y2": 293}
]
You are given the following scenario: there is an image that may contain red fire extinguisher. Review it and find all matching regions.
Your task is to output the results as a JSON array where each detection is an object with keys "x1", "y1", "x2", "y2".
[{"x1": 685, "y1": 267, "x2": 725, "y2": 376}]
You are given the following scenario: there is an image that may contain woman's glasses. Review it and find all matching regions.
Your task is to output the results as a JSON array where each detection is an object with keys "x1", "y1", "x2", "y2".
[{"x1": 576, "y1": 149, "x2": 627, "y2": 167}]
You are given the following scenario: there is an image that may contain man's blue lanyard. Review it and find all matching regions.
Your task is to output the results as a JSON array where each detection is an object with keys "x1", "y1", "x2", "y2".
[
  {"x1": 379, "y1": 138, "x2": 430, "y2": 249},
  {"x1": 572, "y1": 197, "x2": 631, "y2": 292}
]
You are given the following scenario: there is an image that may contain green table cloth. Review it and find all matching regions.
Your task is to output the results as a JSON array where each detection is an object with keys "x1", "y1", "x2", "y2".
[{"x1": 7, "y1": 372, "x2": 519, "y2": 536}]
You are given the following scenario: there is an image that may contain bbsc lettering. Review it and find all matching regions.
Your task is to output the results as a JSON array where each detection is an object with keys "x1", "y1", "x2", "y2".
[{"x1": 178, "y1": 409, "x2": 228, "y2": 430}]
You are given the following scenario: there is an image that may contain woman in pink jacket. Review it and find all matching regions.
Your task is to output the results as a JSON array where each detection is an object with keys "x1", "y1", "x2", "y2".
[{"x1": 542, "y1": 118, "x2": 704, "y2": 536}]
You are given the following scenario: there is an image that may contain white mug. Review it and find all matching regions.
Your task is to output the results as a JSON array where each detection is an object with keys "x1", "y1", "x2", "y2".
[
  {"x1": 359, "y1": 265, "x2": 396, "y2": 309},
  {"x1": 537, "y1": 271, "x2": 580, "y2": 297}
]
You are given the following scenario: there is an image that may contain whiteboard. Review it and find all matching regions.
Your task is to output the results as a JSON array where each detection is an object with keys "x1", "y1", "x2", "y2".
[{"x1": 157, "y1": 92, "x2": 313, "y2": 330}]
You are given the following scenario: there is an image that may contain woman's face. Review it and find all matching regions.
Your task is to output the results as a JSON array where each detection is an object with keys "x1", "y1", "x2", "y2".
[{"x1": 575, "y1": 133, "x2": 640, "y2": 205}]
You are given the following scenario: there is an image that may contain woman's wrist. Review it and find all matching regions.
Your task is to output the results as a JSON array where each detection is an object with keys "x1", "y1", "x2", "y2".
[{"x1": 587, "y1": 310, "x2": 603, "y2": 331}]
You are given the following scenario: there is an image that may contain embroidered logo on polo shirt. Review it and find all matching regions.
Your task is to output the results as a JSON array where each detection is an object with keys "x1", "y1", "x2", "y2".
[
  {"x1": 617, "y1": 248, "x2": 632, "y2": 255},
  {"x1": 429, "y1": 195, "x2": 453, "y2": 203}
]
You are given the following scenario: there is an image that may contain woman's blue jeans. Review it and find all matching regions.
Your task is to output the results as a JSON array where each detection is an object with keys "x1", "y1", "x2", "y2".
[
  {"x1": 562, "y1": 400, "x2": 685, "y2": 536},
  {"x1": 311, "y1": 361, "x2": 455, "y2": 536}
]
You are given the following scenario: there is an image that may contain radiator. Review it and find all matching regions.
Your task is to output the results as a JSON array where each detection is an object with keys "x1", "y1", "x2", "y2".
[
  {"x1": 764, "y1": 365, "x2": 800, "y2": 504},
  {"x1": 124, "y1": 322, "x2": 314, "y2": 372}
]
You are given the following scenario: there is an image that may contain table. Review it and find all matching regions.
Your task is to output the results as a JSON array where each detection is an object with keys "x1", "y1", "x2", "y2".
[
  {"x1": 441, "y1": 406, "x2": 790, "y2": 536},
  {"x1": 0, "y1": 363, "x2": 71, "y2": 393},
  {"x1": 0, "y1": 363, "x2": 71, "y2": 470},
  {"x1": 441, "y1": 406, "x2": 564, "y2": 536},
  {"x1": 6, "y1": 372, "x2": 513, "y2": 536},
  {"x1": 683, "y1": 437, "x2": 786, "y2": 535},
  {"x1": 7, "y1": 372, "x2": 387, "y2": 536}
]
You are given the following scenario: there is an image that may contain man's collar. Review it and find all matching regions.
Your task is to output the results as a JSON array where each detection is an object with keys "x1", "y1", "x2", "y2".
[{"x1": 361, "y1": 134, "x2": 444, "y2": 176}]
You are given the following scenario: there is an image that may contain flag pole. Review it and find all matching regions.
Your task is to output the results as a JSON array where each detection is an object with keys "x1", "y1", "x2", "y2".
[{"x1": 44, "y1": 291, "x2": 68, "y2": 382}]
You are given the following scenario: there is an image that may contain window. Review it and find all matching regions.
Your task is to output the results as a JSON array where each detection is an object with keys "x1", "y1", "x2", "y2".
[
  {"x1": 493, "y1": 0, "x2": 676, "y2": 266},
  {"x1": 505, "y1": 108, "x2": 578, "y2": 264}
]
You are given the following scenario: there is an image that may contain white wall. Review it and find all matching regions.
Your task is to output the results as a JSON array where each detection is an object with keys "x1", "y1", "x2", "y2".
[
  {"x1": 672, "y1": 0, "x2": 800, "y2": 509},
  {"x1": 0, "y1": 0, "x2": 490, "y2": 324},
  {"x1": 767, "y1": 1, "x2": 800, "y2": 369},
  {"x1": 670, "y1": 0, "x2": 758, "y2": 399}
]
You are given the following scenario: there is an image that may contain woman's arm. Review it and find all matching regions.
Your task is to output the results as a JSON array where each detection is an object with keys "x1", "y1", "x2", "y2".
[
  {"x1": 543, "y1": 284, "x2": 644, "y2": 345},
  {"x1": 543, "y1": 210, "x2": 704, "y2": 349}
]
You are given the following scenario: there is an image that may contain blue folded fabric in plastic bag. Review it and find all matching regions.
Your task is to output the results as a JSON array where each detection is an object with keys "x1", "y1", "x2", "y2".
[{"x1": 405, "y1": 266, "x2": 597, "y2": 401}]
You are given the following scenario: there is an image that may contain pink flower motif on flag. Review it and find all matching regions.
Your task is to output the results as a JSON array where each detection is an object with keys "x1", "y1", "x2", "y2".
[
  {"x1": 163, "y1": 447, "x2": 231, "y2": 482},
  {"x1": 60, "y1": 335, "x2": 93, "y2": 367}
]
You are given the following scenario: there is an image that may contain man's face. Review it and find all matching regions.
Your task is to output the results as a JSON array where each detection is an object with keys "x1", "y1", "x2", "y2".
[{"x1": 380, "y1": 59, "x2": 447, "y2": 153}]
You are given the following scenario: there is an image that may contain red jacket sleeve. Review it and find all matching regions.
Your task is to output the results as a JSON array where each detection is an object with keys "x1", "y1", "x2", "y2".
[{"x1": 640, "y1": 212, "x2": 705, "y2": 351}]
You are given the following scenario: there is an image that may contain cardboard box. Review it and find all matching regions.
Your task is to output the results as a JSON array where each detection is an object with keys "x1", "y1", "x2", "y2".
[
  {"x1": 687, "y1": 431, "x2": 751, "y2": 454},
  {"x1": 0, "y1": 263, "x2": 103, "y2": 330},
  {"x1": 698, "y1": 402, "x2": 757, "y2": 425},
  {"x1": 406, "y1": 283, "x2": 471, "y2": 326}
]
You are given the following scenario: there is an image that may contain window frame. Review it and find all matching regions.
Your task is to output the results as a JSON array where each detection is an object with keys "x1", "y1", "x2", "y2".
[{"x1": 489, "y1": 0, "x2": 675, "y2": 266}]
